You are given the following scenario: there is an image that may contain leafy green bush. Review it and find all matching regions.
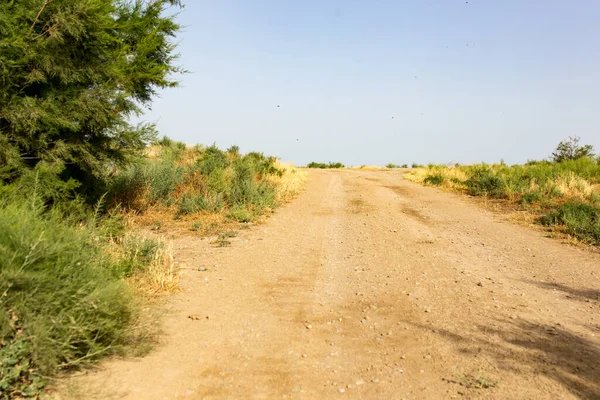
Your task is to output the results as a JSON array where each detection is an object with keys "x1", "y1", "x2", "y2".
[
  {"x1": 106, "y1": 162, "x2": 147, "y2": 209},
  {"x1": 464, "y1": 167, "x2": 507, "y2": 197},
  {"x1": 197, "y1": 145, "x2": 230, "y2": 175},
  {"x1": 540, "y1": 201, "x2": 600, "y2": 244},
  {"x1": 424, "y1": 174, "x2": 444, "y2": 186},
  {"x1": 108, "y1": 141, "x2": 289, "y2": 222},
  {"x1": 0, "y1": 0, "x2": 183, "y2": 204},
  {"x1": 386, "y1": 163, "x2": 400, "y2": 168},
  {"x1": 0, "y1": 202, "x2": 136, "y2": 397},
  {"x1": 229, "y1": 159, "x2": 276, "y2": 210},
  {"x1": 145, "y1": 162, "x2": 184, "y2": 204}
]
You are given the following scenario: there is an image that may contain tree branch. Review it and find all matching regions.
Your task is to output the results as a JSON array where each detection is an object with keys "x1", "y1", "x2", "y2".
[{"x1": 30, "y1": 0, "x2": 50, "y2": 30}]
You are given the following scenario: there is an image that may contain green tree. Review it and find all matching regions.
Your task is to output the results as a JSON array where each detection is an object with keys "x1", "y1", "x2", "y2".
[
  {"x1": 551, "y1": 136, "x2": 595, "y2": 163},
  {"x1": 0, "y1": 0, "x2": 183, "y2": 200}
]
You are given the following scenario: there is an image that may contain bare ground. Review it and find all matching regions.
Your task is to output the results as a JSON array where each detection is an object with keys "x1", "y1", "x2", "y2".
[{"x1": 63, "y1": 169, "x2": 600, "y2": 399}]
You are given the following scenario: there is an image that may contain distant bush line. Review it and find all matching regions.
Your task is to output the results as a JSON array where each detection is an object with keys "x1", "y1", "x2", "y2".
[{"x1": 306, "y1": 162, "x2": 345, "y2": 169}]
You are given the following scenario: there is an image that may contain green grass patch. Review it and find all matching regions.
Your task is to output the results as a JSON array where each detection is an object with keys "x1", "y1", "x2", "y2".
[
  {"x1": 424, "y1": 173, "x2": 445, "y2": 186},
  {"x1": 228, "y1": 206, "x2": 254, "y2": 223},
  {"x1": 0, "y1": 202, "x2": 140, "y2": 398},
  {"x1": 540, "y1": 201, "x2": 600, "y2": 245},
  {"x1": 411, "y1": 157, "x2": 600, "y2": 246}
]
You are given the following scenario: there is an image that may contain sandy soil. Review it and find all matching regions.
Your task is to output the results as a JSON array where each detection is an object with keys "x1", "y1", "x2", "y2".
[{"x1": 64, "y1": 169, "x2": 600, "y2": 399}]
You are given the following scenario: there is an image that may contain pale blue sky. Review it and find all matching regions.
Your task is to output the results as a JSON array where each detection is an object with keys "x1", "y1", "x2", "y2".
[{"x1": 144, "y1": 1, "x2": 600, "y2": 166}]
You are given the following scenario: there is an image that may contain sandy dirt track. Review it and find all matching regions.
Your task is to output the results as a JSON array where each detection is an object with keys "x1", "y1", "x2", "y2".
[{"x1": 69, "y1": 169, "x2": 600, "y2": 399}]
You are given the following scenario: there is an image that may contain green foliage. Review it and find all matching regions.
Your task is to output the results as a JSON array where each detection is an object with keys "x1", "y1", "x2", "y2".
[
  {"x1": 0, "y1": 199, "x2": 139, "y2": 397},
  {"x1": 464, "y1": 167, "x2": 507, "y2": 197},
  {"x1": 105, "y1": 141, "x2": 284, "y2": 223},
  {"x1": 176, "y1": 193, "x2": 211, "y2": 217},
  {"x1": 401, "y1": 164, "x2": 408, "y2": 168},
  {"x1": 219, "y1": 231, "x2": 237, "y2": 239},
  {"x1": 0, "y1": 0, "x2": 183, "y2": 202},
  {"x1": 386, "y1": 163, "x2": 400, "y2": 168},
  {"x1": 156, "y1": 139, "x2": 187, "y2": 163},
  {"x1": 414, "y1": 159, "x2": 600, "y2": 245},
  {"x1": 411, "y1": 163, "x2": 424, "y2": 168},
  {"x1": 227, "y1": 145, "x2": 240, "y2": 156},
  {"x1": 229, "y1": 158, "x2": 275, "y2": 209},
  {"x1": 228, "y1": 206, "x2": 254, "y2": 223},
  {"x1": 198, "y1": 145, "x2": 230, "y2": 175},
  {"x1": 306, "y1": 162, "x2": 345, "y2": 169},
  {"x1": 112, "y1": 235, "x2": 163, "y2": 278},
  {"x1": 424, "y1": 173, "x2": 444, "y2": 186},
  {"x1": 551, "y1": 136, "x2": 595, "y2": 163},
  {"x1": 144, "y1": 162, "x2": 184, "y2": 204},
  {"x1": 540, "y1": 202, "x2": 600, "y2": 245},
  {"x1": 106, "y1": 159, "x2": 184, "y2": 208}
]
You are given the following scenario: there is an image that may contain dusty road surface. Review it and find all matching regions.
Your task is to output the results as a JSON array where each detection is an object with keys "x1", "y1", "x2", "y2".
[{"x1": 68, "y1": 170, "x2": 600, "y2": 399}]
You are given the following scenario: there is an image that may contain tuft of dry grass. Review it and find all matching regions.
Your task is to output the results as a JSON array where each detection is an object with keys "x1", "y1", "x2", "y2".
[
  {"x1": 268, "y1": 161, "x2": 308, "y2": 203},
  {"x1": 129, "y1": 241, "x2": 180, "y2": 297}
]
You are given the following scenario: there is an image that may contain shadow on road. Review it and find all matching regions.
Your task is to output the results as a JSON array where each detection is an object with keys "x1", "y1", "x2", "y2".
[
  {"x1": 413, "y1": 318, "x2": 600, "y2": 399},
  {"x1": 523, "y1": 280, "x2": 600, "y2": 302}
]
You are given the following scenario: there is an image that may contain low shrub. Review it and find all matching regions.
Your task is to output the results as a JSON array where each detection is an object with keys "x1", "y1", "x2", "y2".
[
  {"x1": 0, "y1": 202, "x2": 136, "y2": 397},
  {"x1": 424, "y1": 173, "x2": 444, "y2": 186},
  {"x1": 540, "y1": 201, "x2": 600, "y2": 244},
  {"x1": 464, "y1": 167, "x2": 507, "y2": 198},
  {"x1": 306, "y1": 162, "x2": 345, "y2": 169},
  {"x1": 105, "y1": 141, "x2": 298, "y2": 223},
  {"x1": 228, "y1": 206, "x2": 254, "y2": 223}
]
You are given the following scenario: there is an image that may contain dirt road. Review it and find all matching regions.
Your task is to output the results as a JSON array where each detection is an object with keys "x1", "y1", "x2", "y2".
[{"x1": 70, "y1": 170, "x2": 600, "y2": 399}]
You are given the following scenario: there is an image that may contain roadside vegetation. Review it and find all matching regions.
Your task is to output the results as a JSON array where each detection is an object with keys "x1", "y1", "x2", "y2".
[
  {"x1": 108, "y1": 139, "x2": 306, "y2": 227},
  {"x1": 0, "y1": 137, "x2": 305, "y2": 397},
  {"x1": 406, "y1": 137, "x2": 600, "y2": 245},
  {"x1": 385, "y1": 163, "x2": 409, "y2": 168},
  {"x1": 306, "y1": 162, "x2": 345, "y2": 169},
  {"x1": 0, "y1": 1, "x2": 305, "y2": 397}
]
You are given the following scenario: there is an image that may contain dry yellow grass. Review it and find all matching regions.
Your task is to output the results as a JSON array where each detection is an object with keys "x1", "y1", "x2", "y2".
[
  {"x1": 350, "y1": 165, "x2": 383, "y2": 171},
  {"x1": 268, "y1": 161, "x2": 308, "y2": 203},
  {"x1": 404, "y1": 167, "x2": 469, "y2": 192},
  {"x1": 546, "y1": 173, "x2": 594, "y2": 199},
  {"x1": 129, "y1": 241, "x2": 180, "y2": 297}
]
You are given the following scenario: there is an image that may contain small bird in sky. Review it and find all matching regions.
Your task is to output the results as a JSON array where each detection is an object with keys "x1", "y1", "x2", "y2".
[{"x1": 277, "y1": 105, "x2": 281, "y2": 108}]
